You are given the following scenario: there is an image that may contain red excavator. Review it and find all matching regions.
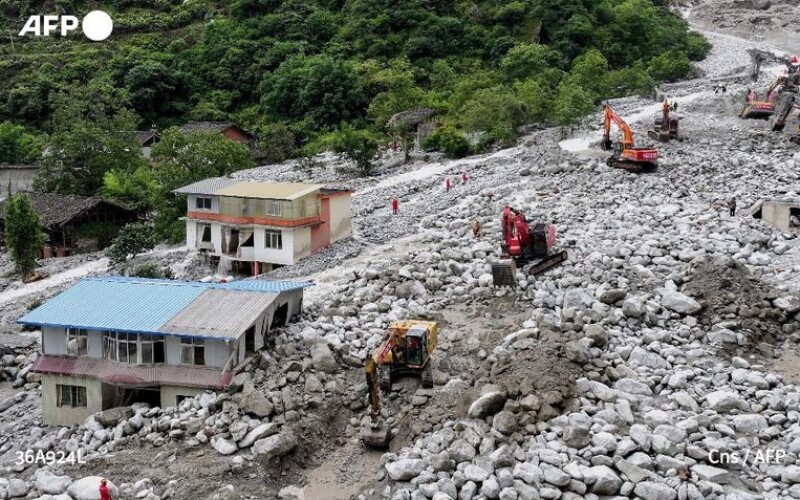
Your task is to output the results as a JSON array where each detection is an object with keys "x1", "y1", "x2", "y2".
[
  {"x1": 491, "y1": 206, "x2": 568, "y2": 286},
  {"x1": 602, "y1": 104, "x2": 659, "y2": 172}
]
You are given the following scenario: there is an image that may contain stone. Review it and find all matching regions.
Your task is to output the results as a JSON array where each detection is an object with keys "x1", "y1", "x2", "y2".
[
  {"x1": 310, "y1": 341, "x2": 338, "y2": 373},
  {"x1": 448, "y1": 439, "x2": 476, "y2": 463},
  {"x1": 540, "y1": 463, "x2": 570, "y2": 487},
  {"x1": 236, "y1": 385, "x2": 274, "y2": 418},
  {"x1": 659, "y1": 289, "x2": 701, "y2": 315},
  {"x1": 212, "y1": 436, "x2": 238, "y2": 455},
  {"x1": 34, "y1": 470, "x2": 72, "y2": 495},
  {"x1": 480, "y1": 477, "x2": 500, "y2": 499},
  {"x1": 464, "y1": 464, "x2": 491, "y2": 482},
  {"x1": 467, "y1": 391, "x2": 506, "y2": 419},
  {"x1": 733, "y1": 414, "x2": 767, "y2": 434},
  {"x1": 253, "y1": 433, "x2": 297, "y2": 460},
  {"x1": 94, "y1": 407, "x2": 134, "y2": 427},
  {"x1": 584, "y1": 324, "x2": 608, "y2": 347},
  {"x1": 584, "y1": 465, "x2": 622, "y2": 495},
  {"x1": 239, "y1": 423, "x2": 279, "y2": 448},
  {"x1": 6, "y1": 479, "x2": 28, "y2": 498},
  {"x1": 386, "y1": 459, "x2": 428, "y2": 481},
  {"x1": 628, "y1": 347, "x2": 668, "y2": 369},
  {"x1": 492, "y1": 411, "x2": 518, "y2": 434},
  {"x1": 599, "y1": 288, "x2": 627, "y2": 305},
  {"x1": 67, "y1": 477, "x2": 119, "y2": 500},
  {"x1": 278, "y1": 485, "x2": 305, "y2": 500},
  {"x1": 705, "y1": 390, "x2": 748, "y2": 412},
  {"x1": 633, "y1": 481, "x2": 677, "y2": 500},
  {"x1": 613, "y1": 378, "x2": 652, "y2": 396},
  {"x1": 513, "y1": 462, "x2": 544, "y2": 485}
]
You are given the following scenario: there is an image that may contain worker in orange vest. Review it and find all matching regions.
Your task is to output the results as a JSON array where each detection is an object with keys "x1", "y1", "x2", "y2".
[
  {"x1": 445, "y1": 178, "x2": 451, "y2": 192},
  {"x1": 392, "y1": 197, "x2": 399, "y2": 215}
]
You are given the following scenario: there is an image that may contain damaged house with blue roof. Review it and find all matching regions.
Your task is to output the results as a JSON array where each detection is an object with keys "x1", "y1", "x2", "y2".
[{"x1": 18, "y1": 276, "x2": 312, "y2": 426}]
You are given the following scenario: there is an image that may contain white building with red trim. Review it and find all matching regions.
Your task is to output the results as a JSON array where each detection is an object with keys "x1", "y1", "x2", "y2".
[{"x1": 173, "y1": 178, "x2": 352, "y2": 274}]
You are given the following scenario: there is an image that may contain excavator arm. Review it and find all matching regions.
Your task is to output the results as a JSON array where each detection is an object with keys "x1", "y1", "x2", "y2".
[{"x1": 603, "y1": 104, "x2": 635, "y2": 150}]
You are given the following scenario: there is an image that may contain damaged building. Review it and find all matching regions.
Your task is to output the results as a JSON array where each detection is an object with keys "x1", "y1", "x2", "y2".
[
  {"x1": 751, "y1": 197, "x2": 800, "y2": 231},
  {"x1": 174, "y1": 177, "x2": 352, "y2": 274},
  {"x1": 18, "y1": 276, "x2": 312, "y2": 426}
]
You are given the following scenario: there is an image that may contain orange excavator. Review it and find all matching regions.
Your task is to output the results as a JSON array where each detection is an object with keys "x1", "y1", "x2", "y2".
[
  {"x1": 601, "y1": 104, "x2": 659, "y2": 173},
  {"x1": 648, "y1": 99, "x2": 680, "y2": 142}
]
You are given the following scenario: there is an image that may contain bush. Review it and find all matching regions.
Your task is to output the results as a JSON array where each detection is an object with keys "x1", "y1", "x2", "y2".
[
  {"x1": 27, "y1": 298, "x2": 43, "y2": 311},
  {"x1": 106, "y1": 222, "x2": 156, "y2": 264},
  {"x1": 423, "y1": 126, "x2": 471, "y2": 159},
  {"x1": 647, "y1": 50, "x2": 692, "y2": 83},
  {"x1": 131, "y1": 262, "x2": 174, "y2": 279}
]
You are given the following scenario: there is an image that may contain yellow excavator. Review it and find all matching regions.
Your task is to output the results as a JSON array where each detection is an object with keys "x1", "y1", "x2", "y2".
[{"x1": 362, "y1": 320, "x2": 439, "y2": 449}]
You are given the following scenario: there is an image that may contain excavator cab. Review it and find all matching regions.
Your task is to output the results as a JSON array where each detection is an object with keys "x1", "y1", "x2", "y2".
[{"x1": 405, "y1": 327, "x2": 427, "y2": 368}]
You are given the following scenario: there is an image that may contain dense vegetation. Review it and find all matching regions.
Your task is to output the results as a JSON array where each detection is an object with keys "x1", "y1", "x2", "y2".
[{"x1": 0, "y1": 0, "x2": 709, "y2": 246}]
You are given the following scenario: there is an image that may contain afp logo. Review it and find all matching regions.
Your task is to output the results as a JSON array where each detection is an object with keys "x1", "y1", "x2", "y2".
[{"x1": 19, "y1": 10, "x2": 113, "y2": 41}]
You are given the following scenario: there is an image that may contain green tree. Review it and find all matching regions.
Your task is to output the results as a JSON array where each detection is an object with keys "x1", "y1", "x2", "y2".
[
  {"x1": 318, "y1": 125, "x2": 380, "y2": 176},
  {"x1": 459, "y1": 86, "x2": 525, "y2": 133},
  {"x1": 0, "y1": 122, "x2": 42, "y2": 164},
  {"x1": 552, "y1": 82, "x2": 595, "y2": 126},
  {"x1": 500, "y1": 44, "x2": 559, "y2": 82},
  {"x1": 34, "y1": 79, "x2": 145, "y2": 196},
  {"x1": 570, "y1": 49, "x2": 610, "y2": 100},
  {"x1": 4, "y1": 193, "x2": 44, "y2": 278},
  {"x1": 514, "y1": 79, "x2": 551, "y2": 123},
  {"x1": 647, "y1": 50, "x2": 692, "y2": 82},
  {"x1": 106, "y1": 222, "x2": 157, "y2": 264}
]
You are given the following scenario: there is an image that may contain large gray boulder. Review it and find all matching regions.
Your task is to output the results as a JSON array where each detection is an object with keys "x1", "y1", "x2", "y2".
[
  {"x1": 212, "y1": 436, "x2": 238, "y2": 455},
  {"x1": 34, "y1": 470, "x2": 72, "y2": 495},
  {"x1": 633, "y1": 481, "x2": 677, "y2": 500},
  {"x1": 468, "y1": 391, "x2": 506, "y2": 419},
  {"x1": 705, "y1": 390, "x2": 748, "y2": 413},
  {"x1": 235, "y1": 383, "x2": 274, "y2": 418},
  {"x1": 94, "y1": 407, "x2": 133, "y2": 427},
  {"x1": 659, "y1": 289, "x2": 701, "y2": 315},
  {"x1": 310, "y1": 342, "x2": 338, "y2": 374},
  {"x1": 7, "y1": 479, "x2": 28, "y2": 498},
  {"x1": 386, "y1": 459, "x2": 428, "y2": 481},
  {"x1": 66, "y1": 477, "x2": 118, "y2": 500},
  {"x1": 253, "y1": 432, "x2": 297, "y2": 460},
  {"x1": 238, "y1": 423, "x2": 279, "y2": 448}
]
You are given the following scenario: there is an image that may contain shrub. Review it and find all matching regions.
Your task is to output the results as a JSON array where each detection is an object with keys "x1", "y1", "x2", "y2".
[
  {"x1": 131, "y1": 262, "x2": 174, "y2": 279},
  {"x1": 106, "y1": 222, "x2": 156, "y2": 264},
  {"x1": 423, "y1": 126, "x2": 471, "y2": 159}
]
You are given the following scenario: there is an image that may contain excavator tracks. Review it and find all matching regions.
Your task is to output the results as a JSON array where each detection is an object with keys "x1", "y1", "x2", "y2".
[
  {"x1": 523, "y1": 250, "x2": 569, "y2": 276},
  {"x1": 491, "y1": 250, "x2": 568, "y2": 287}
]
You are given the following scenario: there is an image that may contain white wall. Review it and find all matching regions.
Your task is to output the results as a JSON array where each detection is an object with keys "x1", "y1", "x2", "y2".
[
  {"x1": 253, "y1": 228, "x2": 295, "y2": 265},
  {"x1": 41, "y1": 375, "x2": 103, "y2": 426},
  {"x1": 164, "y1": 335, "x2": 232, "y2": 369},
  {"x1": 42, "y1": 327, "x2": 65, "y2": 355},
  {"x1": 328, "y1": 194, "x2": 353, "y2": 243},
  {"x1": 292, "y1": 227, "x2": 311, "y2": 261}
]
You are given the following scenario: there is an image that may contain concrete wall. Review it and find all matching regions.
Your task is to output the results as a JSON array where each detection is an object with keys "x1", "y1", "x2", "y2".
[
  {"x1": 328, "y1": 194, "x2": 353, "y2": 243},
  {"x1": 41, "y1": 374, "x2": 102, "y2": 426},
  {"x1": 762, "y1": 201, "x2": 799, "y2": 231},
  {"x1": 292, "y1": 227, "x2": 311, "y2": 262},
  {"x1": 160, "y1": 386, "x2": 204, "y2": 409},
  {"x1": 41, "y1": 327, "x2": 65, "y2": 355},
  {"x1": 253, "y1": 227, "x2": 296, "y2": 265},
  {"x1": 0, "y1": 166, "x2": 38, "y2": 194}
]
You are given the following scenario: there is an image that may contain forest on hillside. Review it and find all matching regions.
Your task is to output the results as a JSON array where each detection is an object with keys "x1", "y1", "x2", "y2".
[{"x1": 0, "y1": 0, "x2": 710, "y2": 244}]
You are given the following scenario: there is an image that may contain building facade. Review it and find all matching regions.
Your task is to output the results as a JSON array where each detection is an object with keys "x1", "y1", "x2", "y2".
[
  {"x1": 752, "y1": 198, "x2": 800, "y2": 231},
  {"x1": 18, "y1": 276, "x2": 312, "y2": 426},
  {"x1": 174, "y1": 178, "x2": 352, "y2": 274}
]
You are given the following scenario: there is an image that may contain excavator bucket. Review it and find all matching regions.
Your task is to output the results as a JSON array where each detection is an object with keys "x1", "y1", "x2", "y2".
[
  {"x1": 361, "y1": 422, "x2": 391, "y2": 449},
  {"x1": 491, "y1": 259, "x2": 517, "y2": 287}
]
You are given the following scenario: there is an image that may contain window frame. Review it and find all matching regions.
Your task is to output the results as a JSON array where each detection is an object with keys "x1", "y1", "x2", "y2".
[
  {"x1": 266, "y1": 200, "x2": 282, "y2": 217},
  {"x1": 56, "y1": 384, "x2": 87, "y2": 408},
  {"x1": 102, "y1": 332, "x2": 165, "y2": 365},
  {"x1": 66, "y1": 328, "x2": 88, "y2": 357},
  {"x1": 180, "y1": 338, "x2": 205, "y2": 366},
  {"x1": 264, "y1": 229, "x2": 283, "y2": 250},
  {"x1": 195, "y1": 197, "x2": 212, "y2": 210}
]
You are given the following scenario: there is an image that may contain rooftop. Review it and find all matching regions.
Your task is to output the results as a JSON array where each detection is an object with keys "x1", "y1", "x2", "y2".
[
  {"x1": 18, "y1": 276, "x2": 313, "y2": 340},
  {"x1": 178, "y1": 121, "x2": 253, "y2": 138},
  {"x1": 173, "y1": 177, "x2": 325, "y2": 201},
  {"x1": 0, "y1": 192, "x2": 132, "y2": 229}
]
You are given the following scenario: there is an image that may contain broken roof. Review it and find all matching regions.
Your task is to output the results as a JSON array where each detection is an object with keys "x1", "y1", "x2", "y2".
[
  {"x1": 387, "y1": 108, "x2": 439, "y2": 129},
  {"x1": 18, "y1": 276, "x2": 313, "y2": 340},
  {"x1": 0, "y1": 192, "x2": 131, "y2": 229},
  {"x1": 173, "y1": 177, "x2": 324, "y2": 201}
]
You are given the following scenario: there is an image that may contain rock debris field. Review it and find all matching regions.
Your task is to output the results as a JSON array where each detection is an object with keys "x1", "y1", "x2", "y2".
[{"x1": 1, "y1": 16, "x2": 800, "y2": 500}]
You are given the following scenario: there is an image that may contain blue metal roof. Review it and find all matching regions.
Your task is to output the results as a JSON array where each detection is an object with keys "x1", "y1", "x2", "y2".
[{"x1": 17, "y1": 276, "x2": 314, "y2": 333}]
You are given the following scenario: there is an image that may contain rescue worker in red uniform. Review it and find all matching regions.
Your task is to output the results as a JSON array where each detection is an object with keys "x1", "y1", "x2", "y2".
[
  {"x1": 391, "y1": 197, "x2": 399, "y2": 215},
  {"x1": 100, "y1": 478, "x2": 111, "y2": 500},
  {"x1": 445, "y1": 178, "x2": 451, "y2": 192}
]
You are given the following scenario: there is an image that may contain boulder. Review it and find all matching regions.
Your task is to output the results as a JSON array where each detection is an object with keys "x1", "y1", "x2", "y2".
[
  {"x1": 94, "y1": 407, "x2": 134, "y2": 427},
  {"x1": 253, "y1": 432, "x2": 297, "y2": 460},
  {"x1": 468, "y1": 391, "x2": 506, "y2": 419},
  {"x1": 386, "y1": 459, "x2": 428, "y2": 481},
  {"x1": 34, "y1": 470, "x2": 72, "y2": 495},
  {"x1": 659, "y1": 289, "x2": 701, "y2": 315},
  {"x1": 584, "y1": 465, "x2": 622, "y2": 495},
  {"x1": 238, "y1": 423, "x2": 279, "y2": 448},
  {"x1": 633, "y1": 481, "x2": 677, "y2": 500},
  {"x1": 67, "y1": 477, "x2": 118, "y2": 500},
  {"x1": 310, "y1": 342, "x2": 338, "y2": 374},
  {"x1": 6, "y1": 479, "x2": 28, "y2": 498},
  {"x1": 212, "y1": 436, "x2": 238, "y2": 455},
  {"x1": 705, "y1": 391, "x2": 748, "y2": 413},
  {"x1": 236, "y1": 384, "x2": 274, "y2": 418}
]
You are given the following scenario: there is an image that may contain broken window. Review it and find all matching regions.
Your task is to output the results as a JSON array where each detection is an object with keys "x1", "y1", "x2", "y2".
[
  {"x1": 103, "y1": 332, "x2": 163, "y2": 364},
  {"x1": 57, "y1": 384, "x2": 87, "y2": 408},
  {"x1": 265, "y1": 230, "x2": 282, "y2": 249},
  {"x1": 66, "y1": 329, "x2": 88, "y2": 356},
  {"x1": 266, "y1": 200, "x2": 282, "y2": 217},
  {"x1": 139, "y1": 334, "x2": 166, "y2": 364},
  {"x1": 195, "y1": 197, "x2": 212, "y2": 210},
  {"x1": 181, "y1": 338, "x2": 205, "y2": 366}
]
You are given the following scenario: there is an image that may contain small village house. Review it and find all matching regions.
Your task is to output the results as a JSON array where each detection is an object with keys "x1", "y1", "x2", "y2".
[
  {"x1": 18, "y1": 276, "x2": 312, "y2": 426},
  {"x1": 136, "y1": 129, "x2": 160, "y2": 159},
  {"x1": 173, "y1": 178, "x2": 353, "y2": 274},
  {"x1": 0, "y1": 192, "x2": 136, "y2": 258}
]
